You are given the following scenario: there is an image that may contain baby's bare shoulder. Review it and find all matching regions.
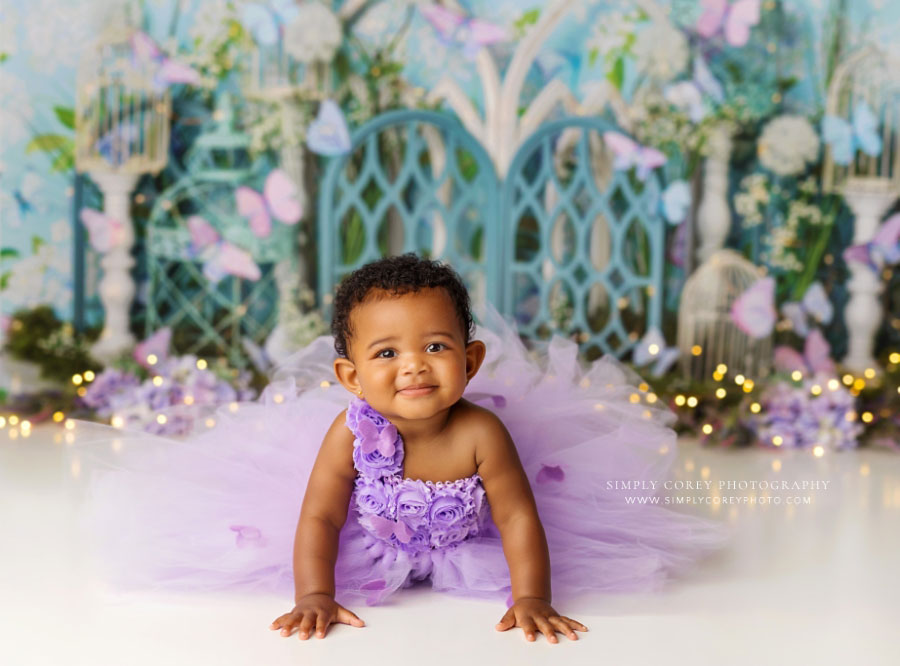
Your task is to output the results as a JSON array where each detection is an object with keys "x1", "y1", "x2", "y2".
[{"x1": 453, "y1": 399, "x2": 512, "y2": 451}]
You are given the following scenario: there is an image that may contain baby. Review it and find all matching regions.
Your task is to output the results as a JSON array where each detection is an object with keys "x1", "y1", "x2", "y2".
[{"x1": 269, "y1": 254, "x2": 587, "y2": 643}]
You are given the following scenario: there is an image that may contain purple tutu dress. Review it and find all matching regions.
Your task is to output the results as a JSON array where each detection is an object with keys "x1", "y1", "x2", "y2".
[{"x1": 71, "y1": 306, "x2": 733, "y2": 605}]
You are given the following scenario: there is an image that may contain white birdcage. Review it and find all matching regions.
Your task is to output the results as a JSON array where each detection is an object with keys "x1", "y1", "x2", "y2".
[
  {"x1": 677, "y1": 249, "x2": 772, "y2": 381},
  {"x1": 74, "y1": 6, "x2": 169, "y2": 175},
  {"x1": 73, "y1": 3, "x2": 171, "y2": 361},
  {"x1": 822, "y1": 45, "x2": 900, "y2": 372}
]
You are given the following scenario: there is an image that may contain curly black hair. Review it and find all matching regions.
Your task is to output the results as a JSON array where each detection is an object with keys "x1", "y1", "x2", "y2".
[{"x1": 330, "y1": 253, "x2": 475, "y2": 359}]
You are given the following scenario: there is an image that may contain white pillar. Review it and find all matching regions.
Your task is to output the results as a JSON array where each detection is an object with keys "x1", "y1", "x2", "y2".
[
  {"x1": 89, "y1": 172, "x2": 139, "y2": 362},
  {"x1": 696, "y1": 122, "x2": 734, "y2": 264},
  {"x1": 841, "y1": 181, "x2": 897, "y2": 373}
]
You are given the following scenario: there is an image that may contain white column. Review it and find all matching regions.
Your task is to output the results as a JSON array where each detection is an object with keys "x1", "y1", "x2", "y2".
[
  {"x1": 89, "y1": 172, "x2": 139, "y2": 362},
  {"x1": 695, "y1": 122, "x2": 734, "y2": 264},
  {"x1": 841, "y1": 181, "x2": 897, "y2": 373}
]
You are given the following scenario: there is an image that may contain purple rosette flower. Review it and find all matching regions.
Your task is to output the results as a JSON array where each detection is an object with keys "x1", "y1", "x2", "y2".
[
  {"x1": 430, "y1": 524, "x2": 471, "y2": 548},
  {"x1": 429, "y1": 493, "x2": 469, "y2": 527},
  {"x1": 396, "y1": 482, "x2": 430, "y2": 528},
  {"x1": 348, "y1": 398, "x2": 403, "y2": 479},
  {"x1": 355, "y1": 477, "x2": 390, "y2": 515}
]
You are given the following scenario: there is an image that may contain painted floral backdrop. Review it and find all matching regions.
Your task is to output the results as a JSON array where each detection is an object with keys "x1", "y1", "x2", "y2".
[{"x1": 1, "y1": 0, "x2": 899, "y2": 448}]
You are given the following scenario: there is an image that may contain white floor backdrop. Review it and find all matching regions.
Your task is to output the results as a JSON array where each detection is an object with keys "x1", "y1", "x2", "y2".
[{"x1": 1, "y1": 424, "x2": 897, "y2": 666}]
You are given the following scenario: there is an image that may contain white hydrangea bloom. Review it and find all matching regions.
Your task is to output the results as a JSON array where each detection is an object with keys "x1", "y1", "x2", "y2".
[
  {"x1": 587, "y1": 11, "x2": 635, "y2": 55},
  {"x1": 757, "y1": 115, "x2": 820, "y2": 177},
  {"x1": 632, "y1": 20, "x2": 688, "y2": 82},
  {"x1": 284, "y1": 2, "x2": 342, "y2": 64}
]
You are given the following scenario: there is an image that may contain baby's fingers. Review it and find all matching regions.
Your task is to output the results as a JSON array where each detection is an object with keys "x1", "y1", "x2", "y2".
[
  {"x1": 314, "y1": 613, "x2": 334, "y2": 639},
  {"x1": 495, "y1": 607, "x2": 516, "y2": 631},
  {"x1": 336, "y1": 606, "x2": 366, "y2": 628},
  {"x1": 560, "y1": 616, "x2": 589, "y2": 632},
  {"x1": 297, "y1": 613, "x2": 316, "y2": 640},
  {"x1": 549, "y1": 616, "x2": 577, "y2": 641},
  {"x1": 534, "y1": 616, "x2": 558, "y2": 644},
  {"x1": 519, "y1": 617, "x2": 538, "y2": 642}
]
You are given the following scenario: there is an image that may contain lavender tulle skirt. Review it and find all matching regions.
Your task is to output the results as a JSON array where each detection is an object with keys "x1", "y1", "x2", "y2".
[{"x1": 68, "y1": 306, "x2": 733, "y2": 605}]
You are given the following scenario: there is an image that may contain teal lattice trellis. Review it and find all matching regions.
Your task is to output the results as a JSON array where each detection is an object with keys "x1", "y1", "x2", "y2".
[
  {"x1": 317, "y1": 110, "x2": 500, "y2": 317},
  {"x1": 501, "y1": 118, "x2": 664, "y2": 361}
]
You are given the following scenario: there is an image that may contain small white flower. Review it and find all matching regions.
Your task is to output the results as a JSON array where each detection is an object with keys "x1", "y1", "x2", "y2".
[
  {"x1": 587, "y1": 11, "x2": 634, "y2": 55},
  {"x1": 757, "y1": 115, "x2": 820, "y2": 177},
  {"x1": 284, "y1": 2, "x2": 341, "y2": 64},
  {"x1": 633, "y1": 20, "x2": 688, "y2": 82}
]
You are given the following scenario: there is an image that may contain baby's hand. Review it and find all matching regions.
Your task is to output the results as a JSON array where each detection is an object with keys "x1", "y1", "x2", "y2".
[
  {"x1": 270, "y1": 593, "x2": 365, "y2": 640},
  {"x1": 495, "y1": 597, "x2": 588, "y2": 644}
]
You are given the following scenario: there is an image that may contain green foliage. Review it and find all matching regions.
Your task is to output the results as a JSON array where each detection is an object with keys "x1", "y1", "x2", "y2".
[
  {"x1": 512, "y1": 8, "x2": 541, "y2": 38},
  {"x1": 53, "y1": 106, "x2": 75, "y2": 130},
  {"x1": 3, "y1": 306, "x2": 102, "y2": 384}
]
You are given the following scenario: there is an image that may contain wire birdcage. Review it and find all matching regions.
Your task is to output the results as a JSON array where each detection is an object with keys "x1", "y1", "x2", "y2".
[
  {"x1": 822, "y1": 45, "x2": 900, "y2": 196},
  {"x1": 677, "y1": 249, "x2": 772, "y2": 381},
  {"x1": 74, "y1": 5, "x2": 169, "y2": 175}
]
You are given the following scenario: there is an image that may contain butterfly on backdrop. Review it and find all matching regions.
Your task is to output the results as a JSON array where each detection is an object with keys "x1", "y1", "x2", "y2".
[
  {"x1": 420, "y1": 4, "x2": 507, "y2": 60},
  {"x1": 730, "y1": 277, "x2": 776, "y2": 339},
  {"x1": 822, "y1": 100, "x2": 883, "y2": 166},
  {"x1": 133, "y1": 327, "x2": 172, "y2": 370},
  {"x1": 661, "y1": 180, "x2": 692, "y2": 225},
  {"x1": 632, "y1": 328, "x2": 680, "y2": 377},
  {"x1": 773, "y1": 328, "x2": 835, "y2": 376},
  {"x1": 79, "y1": 208, "x2": 126, "y2": 253},
  {"x1": 235, "y1": 169, "x2": 302, "y2": 237},
  {"x1": 239, "y1": 0, "x2": 299, "y2": 46},
  {"x1": 780, "y1": 282, "x2": 833, "y2": 338},
  {"x1": 695, "y1": 0, "x2": 761, "y2": 47},
  {"x1": 130, "y1": 31, "x2": 201, "y2": 91},
  {"x1": 603, "y1": 132, "x2": 667, "y2": 181},
  {"x1": 187, "y1": 215, "x2": 262, "y2": 284},
  {"x1": 842, "y1": 213, "x2": 900, "y2": 270},
  {"x1": 306, "y1": 100, "x2": 352, "y2": 156}
]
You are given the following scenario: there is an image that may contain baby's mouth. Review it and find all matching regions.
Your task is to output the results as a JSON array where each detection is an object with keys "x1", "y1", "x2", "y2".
[{"x1": 397, "y1": 385, "x2": 437, "y2": 396}]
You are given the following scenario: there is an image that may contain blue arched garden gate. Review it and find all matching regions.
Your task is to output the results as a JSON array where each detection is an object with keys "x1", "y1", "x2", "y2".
[
  {"x1": 317, "y1": 110, "x2": 501, "y2": 316},
  {"x1": 318, "y1": 110, "x2": 666, "y2": 361}
]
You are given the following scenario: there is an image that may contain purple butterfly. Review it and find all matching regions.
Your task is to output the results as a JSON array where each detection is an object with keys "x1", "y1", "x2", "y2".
[
  {"x1": 731, "y1": 277, "x2": 776, "y2": 339},
  {"x1": 360, "y1": 578, "x2": 388, "y2": 606},
  {"x1": 366, "y1": 515, "x2": 413, "y2": 544},
  {"x1": 357, "y1": 418, "x2": 397, "y2": 458},
  {"x1": 229, "y1": 524, "x2": 266, "y2": 548},
  {"x1": 420, "y1": 4, "x2": 507, "y2": 60},
  {"x1": 843, "y1": 213, "x2": 900, "y2": 271},
  {"x1": 536, "y1": 464, "x2": 565, "y2": 484},
  {"x1": 131, "y1": 31, "x2": 201, "y2": 92},
  {"x1": 603, "y1": 132, "x2": 667, "y2": 181}
]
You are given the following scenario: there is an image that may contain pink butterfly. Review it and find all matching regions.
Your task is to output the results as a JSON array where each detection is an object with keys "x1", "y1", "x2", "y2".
[
  {"x1": 79, "y1": 208, "x2": 126, "y2": 252},
  {"x1": 696, "y1": 0, "x2": 760, "y2": 47},
  {"x1": 131, "y1": 31, "x2": 201, "y2": 91},
  {"x1": 357, "y1": 418, "x2": 397, "y2": 458},
  {"x1": 773, "y1": 328, "x2": 835, "y2": 376},
  {"x1": 188, "y1": 215, "x2": 262, "y2": 284},
  {"x1": 730, "y1": 276, "x2": 776, "y2": 339},
  {"x1": 235, "y1": 169, "x2": 302, "y2": 238},
  {"x1": 229, "y1": 524, "x2": 266, "y2": 549},
  {"x1": 366, "y1": 515, "x2": 413, "y2": 544},
  {"x1": 134, "y1": 327, "x2": 172, "y2": 370},
  {"x1": 780, "y1": 281, "x2": 833, "y2": 338},
  {"x1": 603, "y1": 132, "x2": 667, "y2": 181},
  {"x1": 843, "y1": 213, "x2": 900, "y2": 271},
  {"x1": 420, "y1": 4, "x2": 507, "y2": 60}
]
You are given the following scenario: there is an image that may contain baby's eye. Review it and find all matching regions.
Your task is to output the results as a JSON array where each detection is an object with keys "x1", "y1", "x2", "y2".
[
  {"x1": 426, "y1": 343, "x2": 446, "y2": 353},
  {"x1": 376, "y1": 349, "x2": 396, "y2": 359}
]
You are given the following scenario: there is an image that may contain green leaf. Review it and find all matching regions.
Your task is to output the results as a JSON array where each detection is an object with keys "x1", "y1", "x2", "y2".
[
  {"x1": 607, "y1": 56, "x2": 625, "y2": 91},
  {"x1": 0, "y1": 271, "x2": 10, "y2": 290},
  {"x1": 0, "y1": 53, "x2": 8, "y2": 63},
  {"x1": 31, "y1": 236, "x2": 45, "y2": 254},
  {"x1": 25, "y1": 134, "x2": 70, "y2": 154},
  {"x1": 513, "y1": 8, "x2": 541, "y2": 34},
  {"x1": 51, "y1": 150, "x2": 74, "y2": 172},
  {"x1": 53, "y1": 106, "x2": 75, "y2": 130},
  {"x1": 0, "y1": 248, "x2": 20, "y2": 260},
  {"x1": 588, "y1": 48, "x2": 598, "y2": 67}
]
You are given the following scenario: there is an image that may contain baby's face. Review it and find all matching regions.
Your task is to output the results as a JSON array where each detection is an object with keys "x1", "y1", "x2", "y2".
[{"x1": 338, "y1": 287, "x2": 477, "y2": 422}]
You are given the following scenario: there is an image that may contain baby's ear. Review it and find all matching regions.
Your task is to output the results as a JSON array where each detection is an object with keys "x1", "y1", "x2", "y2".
[
  {"x1": 333, "y1": 357, "x2": 361, "y2": 395},
  {"x1": 465, "y1": 340, "x2": 487, "y2": 381}
]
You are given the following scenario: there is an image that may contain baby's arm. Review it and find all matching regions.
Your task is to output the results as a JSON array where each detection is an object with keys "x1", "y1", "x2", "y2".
[
  {"x1": 475, "y1": 411, "x2": 588, "y2": 643},
  {"x1": 269, "y1": 409, "x2": 364, "y2": 640}
]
